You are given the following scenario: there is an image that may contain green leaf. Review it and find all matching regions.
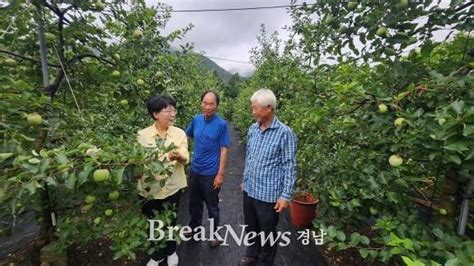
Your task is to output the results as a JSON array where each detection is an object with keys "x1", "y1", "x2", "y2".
[
  {"x1": 429, "y1": 152, "x2": 440, "y2": 161},
  {"x1": 359, "y1": 248, "x2": 369, "y2": 258},
  {"x1": 390, "y1": 247, "x2": 402, "y2": 254},
  {"x1": 350, "y1": 232, "x2": 361, "y2": 245},
  {"x1": 368, "y1": 250, "x2": 378, "y2": 259},
  {"x1": 445, "y1": 258, "x2": 459, "y2": 266},
  {"x1": 39, "y1": 158, "x2": 50, "y2": 175},
  {"x1": 402, "y1": 256, "x2": 414, "y2": 264},
  {"x1": 46, "y1": 176, "x2": 57, "y2": 186},
  {"x1": 360, "y1": 236, "x2": 370, "y2": 245},
  {"x1": 65, "y1": 173, "x2": 77, "y2": 190},
  {"x1": 23, "y1": 182, "x2": 37, "y2": 195},
  {"x1": 388, "y1": 232, "x2": 401, "y2": 246},
  {"x1": 466, "y1": 150, "x2": 474, "y2": 160},
  {"x1": 401, "y1": 256, "x2": 428, "y2": 266},
  {"x1": 336, "y1": 231, "x2": 346, "y2": 241},
  {"x1": 446, "y1": 154, "x2": 462, "y2": 165},
  {"x1": 444, "y1": 141, "x2": 469, "y2": 152},
  {"x1": 432, "y1": 228, "x2": 444, "y2": 239},
  {"x1": 463, "y1": 124, "x2": 474, "y2": 137},
  {"x1": 112, "y1": 167, "x2": 125, "y2": 185},
  {"x1": 451, "y1": 100, "x2": 465, "y2": 114},
  {"x1": 113, "y1": 250, "x2": 123, "y2": 260},
  {"x1": 0, "y1": 153, "x2": 14, "y2": 162},
  {"x1": 28, "y1": 158, "x2": 40, "y2": 164},
  {"x1": 78, "y1": 166, "x2": 94, "y2": 187},
  {"x1": 421, "y1": 41, "x2": 436, "y2": 57},
  {"x1": 55, "y1": 153, "x2": 69, "y2": 165},
  {"x1": 327, "y1": 225, "x2": 336, "y2": 238},
  {"x1": 401, "y1": 238, "x2": 414, "y2": 251}
]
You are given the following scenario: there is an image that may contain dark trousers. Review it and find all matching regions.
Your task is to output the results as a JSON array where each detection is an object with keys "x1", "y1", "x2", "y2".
[
  {"x1": 243, "y1": 191, "x2": 280, "y2": 266},
  {"x1": 140, "y1": 191, "x2": 181, "y2": 261},
  {"x1": 189, "y1": 172, "x2": 220, "y2": 228}
]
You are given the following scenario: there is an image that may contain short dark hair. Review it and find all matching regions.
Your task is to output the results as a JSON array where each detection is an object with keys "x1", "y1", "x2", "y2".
[
  {"x1": 146, "y1": 95, "x2": 176, "y2": 120},
  {"x1": 200, "y1": 90, "x2": 220, "y2": 106}
]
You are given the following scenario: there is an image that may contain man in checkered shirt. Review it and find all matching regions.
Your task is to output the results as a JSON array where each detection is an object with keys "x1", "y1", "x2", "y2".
[{"x1": 239, "y1": 88, "x2": 297, "y2": 266}]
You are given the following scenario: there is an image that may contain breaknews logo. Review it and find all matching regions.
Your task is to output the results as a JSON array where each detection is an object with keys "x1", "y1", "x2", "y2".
[{"x1": 148, "y1": 219, "x2": 326, "y2": 246}]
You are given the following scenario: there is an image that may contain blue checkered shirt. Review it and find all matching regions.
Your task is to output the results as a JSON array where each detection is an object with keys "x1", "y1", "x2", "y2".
[{"x1": 243, "y1": 117, "x2": 297, "y2": 202}]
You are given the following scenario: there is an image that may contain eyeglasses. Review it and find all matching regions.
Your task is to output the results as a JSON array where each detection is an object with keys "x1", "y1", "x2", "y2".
[{"x1": 161, "y1": 109, "x2": 177, "y2": 115}]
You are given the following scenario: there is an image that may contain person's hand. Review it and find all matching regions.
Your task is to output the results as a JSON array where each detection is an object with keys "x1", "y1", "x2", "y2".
[
  {"x1": 213, "y1": 172, "x2": 224, "y2": 190},
  {"x1": 274, "y1": 198, "x2": 289, "y2": 213},
  {"x1": 168, "y1": 151, "x2": 181, "y2": 162},
  {"x1": 240, "y1": 183, "x2": 243, "y2": 192}
]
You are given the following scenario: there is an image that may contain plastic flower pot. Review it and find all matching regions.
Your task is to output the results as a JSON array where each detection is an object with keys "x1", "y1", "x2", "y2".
[{"x1": 290, "y1": 192, "x2": 319, "y2": 228}]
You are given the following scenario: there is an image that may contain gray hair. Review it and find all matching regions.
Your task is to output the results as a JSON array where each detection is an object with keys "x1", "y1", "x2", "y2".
[{"x1": 250, "y1": 88, "x2": 277, "y2": 110}]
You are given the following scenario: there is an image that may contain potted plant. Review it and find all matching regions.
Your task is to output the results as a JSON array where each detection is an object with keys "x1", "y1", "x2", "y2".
[{"x1": 290, "y1": 175, "x2": 319, "y2": 228}]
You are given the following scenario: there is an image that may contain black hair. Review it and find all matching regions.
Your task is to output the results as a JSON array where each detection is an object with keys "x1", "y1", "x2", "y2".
[
  {"x1": 200, "y1": 90, "x2": 220, "y2": 106},
  {"x1": 146, "y1": 95, "x2": 176, "y2": 120}
]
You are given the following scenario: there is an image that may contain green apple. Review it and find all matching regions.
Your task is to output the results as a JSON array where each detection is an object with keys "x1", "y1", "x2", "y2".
[
  {"x1": 96, "y1": 1, "x2": 105, "y2": 11},
  {"x1": 94, "y1": 217, "x2": 101, "y2": 225},
  {"x1": 376, "y1": 27, "x2": 387, "y2": 37},
  {"x1": 347, "y1": 2, "x2": 358, "y2": 10},
  {"x1": 396, "y1": 0, "x2": 408, "y2": 9},
  {"x1": 369, "y1": 207, "x2": 378, "y2": 215},
  {"x1": 45, "y1": 32, "x2": 55, "y2": 42},
  {"x1": 112, "y1": 70, "x2": 120, "y2": 77},
  {"x1": 4, "y1": 58, "x2": 17, "y2": 66},
  {"x1": 108, "y1": 191, "x2": 120, "y2": 201},
  {"x1": 104, "y1": 209, "x2": 113, "y2": 216},
  {"x1": 133, "y1": 29, "x2": 143, "y2": 38},
  {"x1": 155, "y1": 71, "x2": 164, "y2": 78},
  {"x1": 113, "y1": 53, "x2": 120, "y2": 61},
  {"x1": 120, "y1": 99, "x2": 128, "y2": 106},
  {"x1": 394, "y1": 117, "x2": 405, "y2": 127},
  {"x1": 85, "y1": 195, "x2": 96, "y2": 204},
  {"x1": 93, "y1": 169, "x2": 110, "y2": 182},
  {"x1": 378, "y1": 104, "x2": 388, "y2": 113},
  {"x1": 438, "y1": 208, "x2": 448, "y2": 216},
  {"x1": 342, "y1": 117, "x2": 356, "y2": 127},
  {"x1": 83, "y1": 204, "x2": 93, "y2": 212},
  {"x1": 85, "y1": 147, "x2": 99, "y2": 156},
  {"x1": 338, "y1": 25, "x2": 349, "y2": 34},
  {"x1": 324, "y1": 14, "x2": 334, "y2": 24},
  {"x1": 389, "y1": 155, "x2": 403, "y2": 167},
  {"x1": 397, "y1": 31, "x2": 409, "y2": 37},
  {"x1": 77, "y1": 143, "x2": 94, "y2": 151},
  {"x1": 438, "y1": 118, "x2": 446, "y2": 126},
  {"x1": 137, "y1": 79, "x2": 145, "y2": 86},
  {"x1": 27, "y1": 113, "x2": 43, "y2": 125}
]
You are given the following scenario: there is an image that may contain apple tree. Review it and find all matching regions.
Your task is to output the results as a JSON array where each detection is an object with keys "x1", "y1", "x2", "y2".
[{"x1": 1, "y1": 0, "x2": 225, "y2": 260}]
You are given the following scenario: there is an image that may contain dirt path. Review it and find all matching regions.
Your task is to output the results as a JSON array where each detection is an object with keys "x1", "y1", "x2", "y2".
[{"x1": 175, "y1": 123, "x2": 327, "y2": 266}]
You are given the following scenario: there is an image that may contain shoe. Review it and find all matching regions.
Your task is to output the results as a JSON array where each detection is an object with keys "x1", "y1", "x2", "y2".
[
  {"x1": 209, "y1": 239, "x2": 223, "y2": 248},
  {"x1": 146, "y1": 257, "x2": 164, "y2": 266},
  {"x1": 238, "y1": 256, "x2": 256, "y2": 266},
  {"x1": 167, "y1": 252, "x2": 179, "y2": 266}
]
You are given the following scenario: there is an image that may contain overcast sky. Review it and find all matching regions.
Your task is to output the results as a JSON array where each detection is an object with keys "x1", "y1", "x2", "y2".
[
  {"x1": 143, "y1": 1, "x2": 455, "y2": 77},
  {"x1": 147, "y1": 0, "x2": 301, "y2": 77}
]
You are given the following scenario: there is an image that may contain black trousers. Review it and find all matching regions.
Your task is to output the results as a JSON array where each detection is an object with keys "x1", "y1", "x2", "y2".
[
  {"x1": 140, "y1": 190, "x2": 181, "y2": 261},
  {"x1": 189, "y1": 172, "x2": 220, "y2": 228},
  {"x1": 243, "y1": 191, "x2": 280, "y2": 266}
]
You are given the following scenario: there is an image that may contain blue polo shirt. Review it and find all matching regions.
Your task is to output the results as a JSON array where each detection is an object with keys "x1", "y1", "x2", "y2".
[{"x1": 186, "y1": 114, "x2": 231, "y2": 176}]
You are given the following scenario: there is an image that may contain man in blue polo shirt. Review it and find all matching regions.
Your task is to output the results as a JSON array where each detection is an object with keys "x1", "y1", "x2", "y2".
[{"x1": 185, "y1": 90, "x2": 231, "y2": 248}]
